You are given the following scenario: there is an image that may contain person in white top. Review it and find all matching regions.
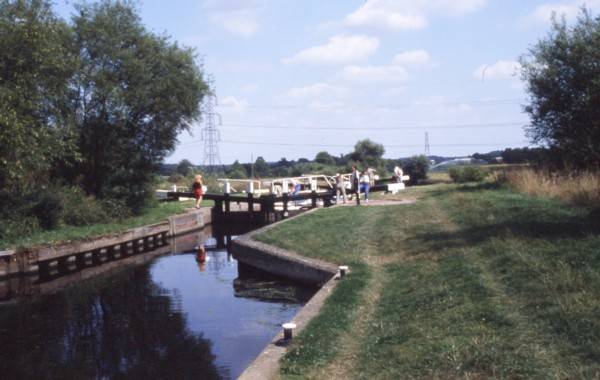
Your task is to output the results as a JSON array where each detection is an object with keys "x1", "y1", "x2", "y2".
[
  {"x1": 360, "y1": 170, "x2": 370, "y2": 203},
  {"x1": 394, "y1": 166, "x2": 403, "y2": 183},
  {"x1": 334, "y1": 173, "x2": 347, "y2": 204}
]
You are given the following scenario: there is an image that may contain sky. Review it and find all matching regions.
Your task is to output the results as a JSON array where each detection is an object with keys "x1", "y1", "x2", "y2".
[{"x1": 55, "y1": 0, "x2": 600, "y2": 164}]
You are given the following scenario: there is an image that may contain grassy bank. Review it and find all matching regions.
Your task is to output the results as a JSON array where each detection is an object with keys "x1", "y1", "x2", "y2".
[
  {"x1": 0, "y1": 199, "x2": 213, "y2": 250},
  {"x1": 255, "y1": 183, "x2": 600, "y2": 379}
]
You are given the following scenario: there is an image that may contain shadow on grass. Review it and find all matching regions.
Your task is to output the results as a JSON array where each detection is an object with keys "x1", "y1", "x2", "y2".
[{"x1": 406, "y1": 209, "x2": 600, "y2": 255}]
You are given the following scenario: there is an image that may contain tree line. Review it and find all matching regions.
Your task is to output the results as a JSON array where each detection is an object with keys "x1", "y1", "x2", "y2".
[{"x1": 171, "y1": 139, "x2": 431, "y2": 187}]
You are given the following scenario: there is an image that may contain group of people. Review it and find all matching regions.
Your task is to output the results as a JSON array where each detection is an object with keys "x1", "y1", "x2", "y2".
[
  {"x1": 192, "y1": 165, "x2": 403, "y2": 209},
  {"x1": 334, "y1": 165, "x2": 377, "y2": 205}
]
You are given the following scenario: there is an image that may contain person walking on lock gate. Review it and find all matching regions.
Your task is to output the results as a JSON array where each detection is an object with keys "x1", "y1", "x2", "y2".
[
  {"x1": 351, "y1": 165, "x2": 361, "y2": 205},
  {"x1": 193, "y1": 174, "x2": 204, "y2": 209},
  {"x1": 366, "y1": 166, "x2": 376, "y2": 187},
  {"x1": 360, "y1": 169, "x2": 371, "y2": 203},
  {"x1": 335, "y1": 173, "x2": 347, "y2": 204}
]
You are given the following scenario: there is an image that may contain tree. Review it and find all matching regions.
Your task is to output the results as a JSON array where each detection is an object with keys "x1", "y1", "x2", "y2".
[
  {"x1": 227, "y1": 160, "x2": 247, "y2": 178},
  {"x1": 520, "y1": 8, "x2": 600, "y2": 169},
  {"x1": 402, "y1": 155, "x2": 429, "y2": 185},
  {"x1": 0, "y1": 0, "x2": 77, "y2": 193},
  {"x1": 70, "y1": 1, "x2": 208, "y2": 211},
  {"x1": 176, "y1": 159, "x2": 195, "y2": 177},
  {"x1": 315, "y1": 151, "x2": 335, "y2": 165},
  {"x1": 253, "y1": 156, "x2": 270, "y2": 177},
  {"x1": 350, "y1": 139, "x2": 385, "y2": 170}
]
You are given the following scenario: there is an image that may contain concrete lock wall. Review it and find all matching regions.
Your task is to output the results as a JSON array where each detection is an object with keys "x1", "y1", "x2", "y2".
[
  {"x1": 0, "y1": 208, "x2": 211, "y2": 279},
  {"x1": 231, "y1": 211, "x2": 343, "y2": 380}
]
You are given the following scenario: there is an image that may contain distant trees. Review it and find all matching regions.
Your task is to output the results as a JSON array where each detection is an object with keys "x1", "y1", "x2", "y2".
[
  {"x1": 176, "y1": 160, "x2": 195, "y2": 177},
  {"x1": 227, "y1": 160, "x2": 247, "y2": 178},
  {"x1": 350, "y1": 139, "x2": 385, "y2": 171},
  {"x1": 253, "y1": 156, "x2": 270, "y2": 177},
  {"x1": 315, "y1": 151, "x2": 335, "y2": 165},
  {"x1": 521, "y1": 7, "x2": 600, "y2": 169},
  {"x1": 500, "y1": 147, "x2": 546, "y2": 164}
]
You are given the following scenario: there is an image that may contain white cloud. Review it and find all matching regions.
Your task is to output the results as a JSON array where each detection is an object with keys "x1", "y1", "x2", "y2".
[
  {"x1": 473, "y1": 60, "x2": 521, "y2": 81},
  {"x1": 202, "y1": 0, "x2": 264, "y2": 37},
  {"x1": 220, "y1": 96, "x2": 248, "y2": 112},
  {"x1": 286, "y1": 83, "x2": 349, "y2": 99},
  {"x1": 529, "y1": 0, "x2": 600, "y2": 24},
  {"x1": 282, "y1": 34, "x2": 379, "y2": 65},
  {"x1": 335, "y1": 64, "x2": 409, "y2": 85},
  {"x1": 343, "y1": 0, "x2": 487, "y2": 30},
  {"x1": 393, "y1": 50, "x2": 431, "y2": 65},
  {"x1": 241, "y1": 84, "x2": 259, "y2": 93}
]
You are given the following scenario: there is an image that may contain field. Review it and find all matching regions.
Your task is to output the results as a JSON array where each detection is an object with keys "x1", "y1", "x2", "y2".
[{"x1": 255, "y1": 182, "x2": 600, "y2": 379}]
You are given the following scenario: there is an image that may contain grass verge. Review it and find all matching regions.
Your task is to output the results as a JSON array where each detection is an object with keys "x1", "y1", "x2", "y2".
[
  {"x1": 255, "y1": 182, "x2": 600, "y2": 379},
  {"x1": 0, "y1": 199, "x2": 213, "y2": 250}
]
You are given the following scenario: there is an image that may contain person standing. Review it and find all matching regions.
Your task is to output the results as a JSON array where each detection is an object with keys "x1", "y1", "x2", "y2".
[
  {"x1": 335, "y1": 173, "x2": 347, "y2": 204},
  {"x1": 351, "y1": 165, "x2": 361, "y2": 205},
  {"x1": 394, "y1": 166, "x2": 404, "y2": 183},
  {"x1": 360, "y1": 169, "x2": 371, "y2": 203},
  {"x1": 366, "y1": 166, "x2": 376, "y2": 187},
  {"x1": 193, "y1": 174, "x2": 204, "y2": 209}
]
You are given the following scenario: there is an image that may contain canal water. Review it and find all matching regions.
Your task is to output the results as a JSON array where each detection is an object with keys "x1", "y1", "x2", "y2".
[{"x1": 0, "y1": 228, "x2": 316, "y2": 379}]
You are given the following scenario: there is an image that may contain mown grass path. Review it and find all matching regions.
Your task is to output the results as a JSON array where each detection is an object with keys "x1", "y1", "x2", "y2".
[{"x1": 255, "y1": 183, "x2": 600, "y2": 379}]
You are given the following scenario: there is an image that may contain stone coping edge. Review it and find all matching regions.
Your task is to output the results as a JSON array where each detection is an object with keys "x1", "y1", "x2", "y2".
[
  {"x1": 232, "y1": 208, "x2": 344, "y2": 380},
  {"x1": 238, "y1": 274, "x2": 339, "y2": 380},
  {"x1": 0, "y1": 207, "x2": 211, "y2": 278}
]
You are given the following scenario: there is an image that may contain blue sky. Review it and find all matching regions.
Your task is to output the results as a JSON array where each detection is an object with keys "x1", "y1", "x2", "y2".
[{"x1": 55, "y1": 0, "x2": 599, "y2": 164}]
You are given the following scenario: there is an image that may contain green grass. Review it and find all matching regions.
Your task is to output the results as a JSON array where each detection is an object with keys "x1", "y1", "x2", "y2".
[
  {"x1": 0, "y1": 199, "x2": 213, "y2": 250},
  {"x1": 255, "y1": 182, "x2": 600, "y2": 379}
]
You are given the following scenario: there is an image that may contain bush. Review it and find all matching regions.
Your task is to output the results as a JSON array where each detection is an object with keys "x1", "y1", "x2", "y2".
[
  {"x1": 168, "y1": 173, "x2": 183, "y2": 183},
  {"x1": 32, "y1": 189, "x2": 64, "y2": 229},
  {"x1": 449, "y1": 166, "x2": 487, "y2": 183},
  {"x1": 61, "y1": 187, "x2": 110, "y2": 226},
  {"x1": 99, "y1": 198, "x2": 133, "y2": 220},
  {"x1": 402, "y1": 155, "x2": 429, "y2": 185},
  {"x1": 0, "y1": 216, "x2": 40, "y2": 243}
]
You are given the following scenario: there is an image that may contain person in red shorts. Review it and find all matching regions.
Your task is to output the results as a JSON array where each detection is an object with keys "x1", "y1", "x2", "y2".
[{"x1": 193, "y1": 174, "x2": 204, "y2": 209}]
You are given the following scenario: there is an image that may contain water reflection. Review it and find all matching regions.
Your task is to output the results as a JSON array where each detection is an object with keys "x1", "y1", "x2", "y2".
[
  {"x1": 0, "y1": 225, "x2": 316, "y2": 379},
  {"x1": 0, "y1": 264, "x2": 220, "y2": 379}
]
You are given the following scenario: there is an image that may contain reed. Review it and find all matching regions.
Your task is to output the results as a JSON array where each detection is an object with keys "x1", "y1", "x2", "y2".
[{"x1": 500, "y1": 168, "x2": 600, "y2": 208}]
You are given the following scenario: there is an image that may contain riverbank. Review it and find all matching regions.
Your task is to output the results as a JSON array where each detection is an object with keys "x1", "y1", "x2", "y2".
[
  {"x1": 0, "y1": 200, "x2": 213, "y2": 250},
  {"x1": 254, "y1": 182, "x2": 600, "y2": 379}
]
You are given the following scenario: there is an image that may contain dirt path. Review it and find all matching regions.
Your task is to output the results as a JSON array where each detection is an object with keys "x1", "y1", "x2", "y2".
[{"x1": 303, "y1": 204, "x2": 415, "y2": 379}]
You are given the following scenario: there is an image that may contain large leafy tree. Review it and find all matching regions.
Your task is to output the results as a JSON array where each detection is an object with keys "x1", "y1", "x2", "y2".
[
  {"x1": 71, "y1": 1, "x2": 207, "y2": 211},
  {"x1": 0, "y1": 0, "x2": 77, "y2": 192},
  {"x1": 520, "y1": 8, "x2": 600, "y2": 169},
  {"x1": 350, "y1": 139, "x2": 385, "y2": 170},
  {"x1": 315, "y1": 151, "x2": 335, "y2": 165},
  {"x1": 176, "y1": 159, "x2": 195, "y2": 177}
]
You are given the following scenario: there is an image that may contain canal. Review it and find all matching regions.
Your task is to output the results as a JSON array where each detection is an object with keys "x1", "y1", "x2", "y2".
[{"x1": 0, "y1": 227, "x2": 316, "y2": 379}]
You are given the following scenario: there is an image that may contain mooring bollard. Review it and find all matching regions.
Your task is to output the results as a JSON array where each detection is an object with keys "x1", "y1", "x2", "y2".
[
  {"x1": 282, "y1": 322, "x2": 296, "y2": 340},
  {"x1": 338, "y1": 265, "x2": 349, "y2": 278}
]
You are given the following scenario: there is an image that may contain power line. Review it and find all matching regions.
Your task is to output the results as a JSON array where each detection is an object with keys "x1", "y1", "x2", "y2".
[
  {"x1": 215, "y1": 98, "x2": 525, "y2": 110},
  {"x1": 187, "y1": 139, "x2": 528, "y2": 148},
  {"x1": 215, "y1": 121, "x2": 528, "y2": 131}
]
